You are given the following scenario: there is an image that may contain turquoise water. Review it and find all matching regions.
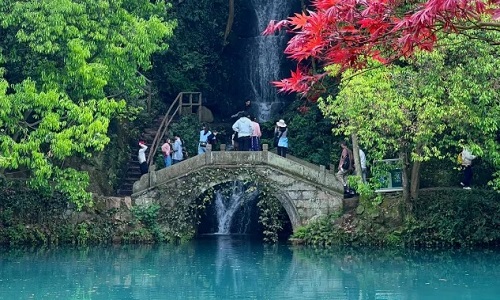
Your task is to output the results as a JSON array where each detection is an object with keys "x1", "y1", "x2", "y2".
[{"x1": 1, "y1": 236, "x2": 500, "y2": 300}]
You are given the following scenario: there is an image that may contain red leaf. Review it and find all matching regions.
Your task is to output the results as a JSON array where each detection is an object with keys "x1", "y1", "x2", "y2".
[
  {"x1": 312, "y1": 0, "x2": 342, "y2": 10},
  {"x1": 288, "y1": 12, "x2": 309, "y2": 30},
  {"x1": 262, "y1": 20, "x2": 289, "y2": 35}
]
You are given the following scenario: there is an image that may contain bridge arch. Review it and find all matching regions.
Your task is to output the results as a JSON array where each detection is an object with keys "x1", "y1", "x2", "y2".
[
  {"x1": 132, "y1": 149, "x2": 344, "y2": 234},
  {"x1": 197, "y1": 178, "x2": 301, "y2": 230}
]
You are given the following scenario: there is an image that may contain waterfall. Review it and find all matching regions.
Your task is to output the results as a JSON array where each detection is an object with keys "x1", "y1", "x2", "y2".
[
  {"x1": 238, "y1": 0, "x2": 298, "y2": 122},
  {"x1": 214, "y1": 181, "x2": 259, "y2": 234}
]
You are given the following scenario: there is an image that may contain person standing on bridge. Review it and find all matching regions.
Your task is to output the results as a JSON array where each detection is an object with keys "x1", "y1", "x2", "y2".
[
  {"x1": 172, "y1": 134, "x2": 184, "y2": 164},
  {"x1": 138, "y1": 140, "x2": 148, "y2": 175},
  {"x1": 232, "y1": 112, "x2": 253, "y2": 151},
  {"x1": 250, "y1": 116, "x2": 262, "y2": 151},
  {"x1": 161, "y1": 137, "x2": 173, "y2": 168},
  {"x1": 198, "y1": 124, "x2": 212, "y2": 155},
  {"x1": 275, "y1": 119, "x2": 288, "y2": 157},
  {"x1": 231, "y1": 99, "x2": 256, "y2": 120}
]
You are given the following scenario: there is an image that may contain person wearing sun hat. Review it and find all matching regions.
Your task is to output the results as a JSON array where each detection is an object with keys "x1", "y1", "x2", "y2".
[{"x1": 274, "y1": 119, "x2": 289, "y2": 157}]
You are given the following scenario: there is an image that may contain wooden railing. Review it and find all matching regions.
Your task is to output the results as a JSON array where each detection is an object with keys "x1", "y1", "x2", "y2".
[{"x1": 147, "y1": 92, "x2": 202, "y2": 166}]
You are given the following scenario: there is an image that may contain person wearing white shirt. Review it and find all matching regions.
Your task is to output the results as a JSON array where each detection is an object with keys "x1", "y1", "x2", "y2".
[
  {"x1": 460, "y1": 147, "x2": 477, "y2": 189},
  {"x1": 232, "y1": 112, "x2": 253, "y2": 151},
  {"x1": 359, "y1": 148, "x2": 367, "y2": 183},
  {"x1": 138, "y1": 141, "x2": 148, "y2": 175},
  {"x1": 198, "y1": 124, "x2": 212, "y2": 155}
]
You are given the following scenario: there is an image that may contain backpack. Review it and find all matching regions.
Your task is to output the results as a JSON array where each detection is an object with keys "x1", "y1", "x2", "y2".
[
  {"x1": 342, "y1": 154, "x2": 350, "y2": 170},
  {"x1": 208, "y1": 133, "x2": 217, "y2": 145},
  {"x1": 457, "y1": 152, "x2": 463, "y2": 164},
  {"x1": 180, "y1": 139, "x2": 189, "y2": 158}
]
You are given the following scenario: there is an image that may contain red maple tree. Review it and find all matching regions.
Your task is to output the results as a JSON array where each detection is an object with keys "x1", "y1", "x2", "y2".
[{"x1": 263, "y1": 0, "x2": 500, "y2": 94}]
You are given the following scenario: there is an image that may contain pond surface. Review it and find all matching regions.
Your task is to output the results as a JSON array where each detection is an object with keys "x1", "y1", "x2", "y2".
[{"x1": 1, "y1": 236, "x2": 500, "y2": 299}]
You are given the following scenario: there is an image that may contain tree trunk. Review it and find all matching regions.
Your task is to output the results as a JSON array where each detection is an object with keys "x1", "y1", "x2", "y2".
[
  {"x1": 410, "y1": 160, "x2": 421, "y2": 200},
  {"x1": 400, "y1": 150, "x2": 412, "y2": 214},
  {"x1": 223, "y1": 0, "x2": 234, "y2": 45},
  {"x1": 410, "y1": 146, "x2": 423, "y2": 200},
  {"x1": 351, "y1": 133, "x2": 362, "y2": 177}
]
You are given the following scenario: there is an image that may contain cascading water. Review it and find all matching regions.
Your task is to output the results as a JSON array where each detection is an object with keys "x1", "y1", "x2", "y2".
[
  {"x1": 237, "y1": 0, "x2": 298, "y2": 122},
  {"x1": 214, "y1": 181, "x2": 259, "y2": 234}
]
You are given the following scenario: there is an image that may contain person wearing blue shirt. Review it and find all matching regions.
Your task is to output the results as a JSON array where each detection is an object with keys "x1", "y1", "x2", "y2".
[
  {"x1": 275, "y1": 119, "x2": 288, "y2": 157},
  {"x1": 198, "y1": 124, "x2": 212, "y2": 155}
]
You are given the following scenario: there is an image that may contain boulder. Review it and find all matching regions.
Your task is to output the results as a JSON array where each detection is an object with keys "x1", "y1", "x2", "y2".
[{"x1": 199, "y1": 105, "x2": 214, "y2": 123}]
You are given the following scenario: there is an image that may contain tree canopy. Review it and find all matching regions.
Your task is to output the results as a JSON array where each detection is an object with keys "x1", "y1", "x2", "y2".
[
  {"x1": 319, "y1": 30, "x2": 500, "y2": 205},
  {"x1": 263, "y1": 0, "x2": 500, "y2": 94},
  {"x1": 0, "y1": 0, "x2": 176, "y2": 208}
]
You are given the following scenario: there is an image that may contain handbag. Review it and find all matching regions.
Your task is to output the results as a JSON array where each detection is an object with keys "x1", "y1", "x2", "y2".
[
  {"x1": 200, "y1": 142, "x2": 207, "y2": 147},
  {"x1": 274, "y1": 131, "x2": 283, "y2": 147}
]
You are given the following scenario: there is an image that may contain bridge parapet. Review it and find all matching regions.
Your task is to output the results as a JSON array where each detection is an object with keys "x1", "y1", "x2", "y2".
[{"x1": 132, "y1": 148, "x2": 343, "y2": 195}]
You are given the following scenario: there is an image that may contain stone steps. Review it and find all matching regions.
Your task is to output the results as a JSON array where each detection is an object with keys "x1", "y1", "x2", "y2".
[{"x1": 116, "y1": 116, "x2": 165, "y2": 196}]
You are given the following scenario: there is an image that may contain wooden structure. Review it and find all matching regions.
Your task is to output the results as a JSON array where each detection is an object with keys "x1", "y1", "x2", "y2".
[{"x1": 147, "y1": 92, "x2": 202, "y2": 166}]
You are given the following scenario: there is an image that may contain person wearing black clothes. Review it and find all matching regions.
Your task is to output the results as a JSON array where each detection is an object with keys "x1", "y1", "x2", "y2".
[{"x1": 231, "y1": 99, "x2": 256, "y2": 120}]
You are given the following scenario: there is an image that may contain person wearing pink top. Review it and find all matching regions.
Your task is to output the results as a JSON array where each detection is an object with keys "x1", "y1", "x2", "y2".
[
  {"x1": 161, "y1": 138, "x2": 173, "y2": 168},
  {"x1": 250, "y1": 117, "x2": 262, "y2": 151}
]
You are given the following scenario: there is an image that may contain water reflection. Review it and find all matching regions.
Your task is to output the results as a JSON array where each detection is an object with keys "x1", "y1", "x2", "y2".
[{"x1": 1, "y1": 240, "x2": 500, "y2": 299}]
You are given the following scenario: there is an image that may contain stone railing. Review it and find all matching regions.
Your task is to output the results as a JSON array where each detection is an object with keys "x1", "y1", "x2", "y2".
[{"x1": 132, "y1": 144, "x2": 343, "y2": 196}]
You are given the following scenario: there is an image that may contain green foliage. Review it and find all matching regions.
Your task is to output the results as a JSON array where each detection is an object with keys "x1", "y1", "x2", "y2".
[
  {"x1": 284, "y1": 103, "x2": 339, "y2": 165},
  {"x1": 257, "y1": 186, "x2": 285, "y2": 243},
  {"x1": 0, "y1": 79, "x2": 126, "y2": 208},
  {"x1": 403, "y1": 189, "x2": 500, "y2": 247},
  {"x1": 319, "y1": 30, "x2": 500, "y2": 200},
  {"x1": 131, "y1": 204, "x2": 161, "y2": 228},
  {"x1": 292, "y1": 188, "x2": 500, "y2": 248},
  {"x1": 0, "y1": 180, "x2": 118, "y2": 246},
  {"x1": 127, "y1": 204, "x2": 165, "y2": 242},
  {"x1": 153, "y1": 0, "x2": 230, "y2": 105},
  {"x1": 419, "y1": 157, "x2": 494, "y2": 188},
  {"x1": 0, "y1": 0, "x2": 176, "y2": 207},
  {"x1": 168, "y1": 114, "x2": 202, "y2": 158},
  {"x1": 291, "y1": 213, "x2": 347, "y2": 246}
]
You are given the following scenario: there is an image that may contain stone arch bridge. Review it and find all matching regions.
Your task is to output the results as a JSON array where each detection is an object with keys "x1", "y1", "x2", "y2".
[{"x1": 132, "y1": 145, "x2": 345, "y2": 231}]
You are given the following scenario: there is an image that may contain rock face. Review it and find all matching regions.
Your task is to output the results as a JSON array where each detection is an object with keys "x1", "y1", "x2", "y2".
[{"x1": 198, "y1": 105, "x2": 214, "y2": 123}]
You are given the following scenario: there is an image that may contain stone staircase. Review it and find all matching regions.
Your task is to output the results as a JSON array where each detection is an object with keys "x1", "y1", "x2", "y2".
[
  {"x1": 116, "y1": 92, "x2": 203, "y2": 196},
  {"x1": 116, "y1": 118, "x2": 163, "y2": 196}
]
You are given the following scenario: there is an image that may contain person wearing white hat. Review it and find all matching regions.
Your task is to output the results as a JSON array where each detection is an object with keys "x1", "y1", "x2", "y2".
[{"x1": 274, "y1": 119, "x2": 288, "y2": 157}]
